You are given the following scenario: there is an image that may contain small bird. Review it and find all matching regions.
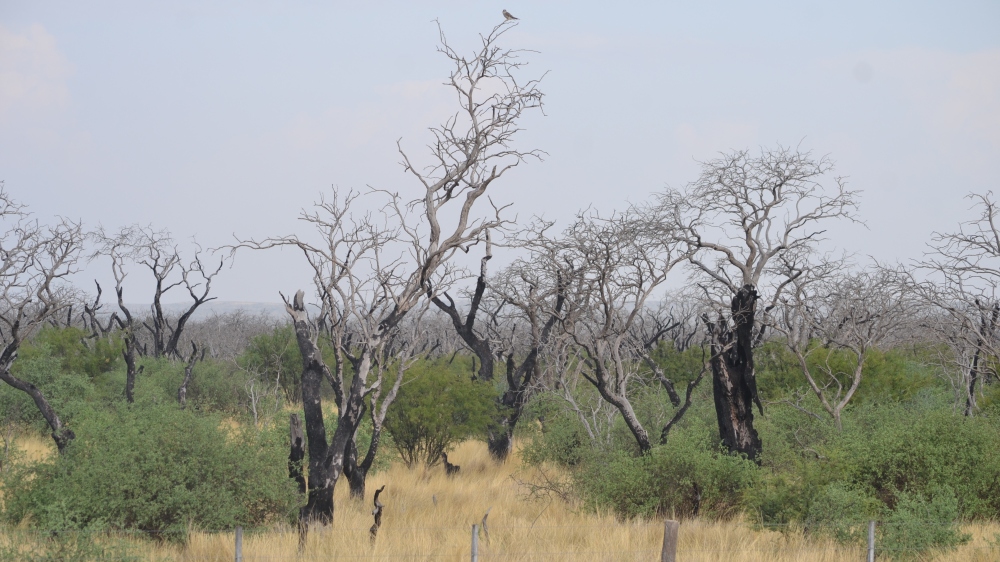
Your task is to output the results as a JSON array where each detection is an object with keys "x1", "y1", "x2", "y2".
[{"x1": 503, "y1": 9, "x2": 518, "y2": 21}]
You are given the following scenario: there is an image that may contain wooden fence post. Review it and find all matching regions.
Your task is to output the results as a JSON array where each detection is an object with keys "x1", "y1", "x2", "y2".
[
  {"x1": 660, "y1": 519, "x2": 679, "y2": 562},
  {"x1": 867, "y1": 520, "x2": 876, "y2": 562},
  {"x1": 471, "y1": 523, "x2": 479, "y2": 562},
  {"x1": 235, "y1": 526, "x2": 243, "y2": 562}
]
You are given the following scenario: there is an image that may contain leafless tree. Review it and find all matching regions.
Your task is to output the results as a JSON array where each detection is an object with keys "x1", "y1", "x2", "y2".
[
  {"x1": 91, "y1": 225, "x2": 224, "y2": 359},
  {"x1": 778, "y1": 265, "x2": 910, "y2": 429},
  {"x1": 0, "y1": 187, "x2": 84, "y2": 452},
  {"x1": 184, "y1": 310, "x2": 283, "y2": 361},
  {"x1": 656, "y1": 146, "x2": 860, "y2": 460},
  {"x1": 542, "y1": 210, "x2": 692, "y2": 454},
  {"x1": 234, "y1": 18, "x2": 544, "y2": 525},
  {"x1": 914, "y1": 192, "x2": 1000, "y2": 415},
  {"x1": 484, "y1": 245, "x2": 566, "y2": 461},
  {"x1": 343, "y1": 306, "x2": 430, "y2": 498}
]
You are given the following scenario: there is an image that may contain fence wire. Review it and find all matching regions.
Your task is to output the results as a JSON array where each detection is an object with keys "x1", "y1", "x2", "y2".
[{"x1": 1, "y1": 519, "x2": 998, "y2": 561}]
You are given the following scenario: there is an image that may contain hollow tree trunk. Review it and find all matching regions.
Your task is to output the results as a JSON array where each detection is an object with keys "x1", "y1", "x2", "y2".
[{"x1": 708, "y1": 284, "x2": 763, "y2": 462}]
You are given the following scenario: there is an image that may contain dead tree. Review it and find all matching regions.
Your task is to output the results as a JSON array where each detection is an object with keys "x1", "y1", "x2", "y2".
[
  {"x1": 432, "y1": 228, "x2": 567, "y2": 462},
  {"x1": 344, "y1": 309, "x2": 428, "y2": 499},
  {"x1": 234, "y1": 18, "x2": 544, "y2": 526},
  {"x1": 915, "y1": 192, "x2": 1000, "y2": 415},
  {"x1": 441, "y1": 452, "x2": 461, "y2": 476},
  {"x1": 0, "y1": 187, "x2": 83, "y2": 453},
  {"x1": 369, "y1": 485, "x2": 385, "y2": 543},
  {"x1": 177, "y1": 341, "x2": 201, "y2": 409},
  {"x1": 546, "y1": 210, "x2": 691, "y2": 454},
  {"x1": 91, "y1": 225, "x2": 224, "y2": 360},
  {"x1": 658, "y1": 146, "x2": 860, "y2": 461},
  {"x1": 779, "y1": 265, "x2": 910, "y2": 429},
  {"x1": 431, "y1": 232, "x2": 497, "y2": 382}
]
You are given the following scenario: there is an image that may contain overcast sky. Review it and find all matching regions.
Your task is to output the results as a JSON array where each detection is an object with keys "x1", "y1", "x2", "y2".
[{"x1": 1, "y1": 1, "x2": 998, "y2": 303}]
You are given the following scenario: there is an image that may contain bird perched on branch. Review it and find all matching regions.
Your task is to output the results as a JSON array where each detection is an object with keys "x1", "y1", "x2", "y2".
[{"x1": 503, "y1": 9, "x2": 518, "y2": 21}]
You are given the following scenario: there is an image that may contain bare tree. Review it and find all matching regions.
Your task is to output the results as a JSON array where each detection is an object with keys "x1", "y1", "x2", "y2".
[
  {"x1": 657, "y1": 146, "x2": 860, "y2": 461},
  {"x1": 544, "y1": 210, "x2": 692, "y2": 454},
  {"x1": 235, "y1": 19, "x2": 545, "y2": 525},
  {"x1": 91, "y1": 225, "x2": 224, "y2": 359},
  {"x1": 0, "y1": 187, "x2": 84, "y2": 452},
  {"x1": 778, "y1": 266, "x2": 910, "y2": 429},
  {"x1": 485, "y1": 247, "x2": 566, "y2": 460},
  {"x1": 344, "y1": 308, "x2": 429, "y2": 497},
  {"x1": 914, "y1": 192, "x2": 1000, "y2": 415}
]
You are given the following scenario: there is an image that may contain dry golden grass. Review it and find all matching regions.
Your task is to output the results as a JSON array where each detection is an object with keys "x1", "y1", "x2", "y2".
[{"x1": 3, "y1": 436, "x2": 999, "y2": 561}]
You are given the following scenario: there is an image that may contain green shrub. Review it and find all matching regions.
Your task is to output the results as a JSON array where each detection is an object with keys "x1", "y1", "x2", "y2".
[
  {"x1": 384, "y1": 358, "x2": 495, "y2": 467},
  {"x1": 2, "y1": 402, "x2": 300, "y2": 538},
  {"x1": 841, "y1": 402, "x2": 1000, "y2": 519},
  {"x1": 879, "y1": 486, "x2": 970, "y2": 559},
  {"x1": 804, "y1": 483, "x2": 880, "y2": 544},
  {"x1": 575, "y1": 420, "x2": 758, "y2": 519},
  {"x1": 0, "y1": 351, "x2": 95, "y2": 431},
  {"x1": 237, "y1": 326, "x2": 303, "y2": 404}
]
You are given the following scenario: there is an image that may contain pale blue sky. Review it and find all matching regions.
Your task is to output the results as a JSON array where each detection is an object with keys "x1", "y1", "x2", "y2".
[{"x1": 2, "y1": 1, "x2": 998, "y2": 302}]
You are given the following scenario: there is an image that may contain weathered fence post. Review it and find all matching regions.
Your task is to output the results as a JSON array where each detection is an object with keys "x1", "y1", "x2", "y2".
[
  {"x1": 660, "y1": 520, "x2": 679, "y2": 562},
  {"x1": 867, "y1": 520, "x2": 876, "y2": 562},
  {"x1": 471, "y1": 523, "x2": 479, "y2": 562},
  {"x1": 235, "y1": 526, "x2": 243, "y2": 562}
]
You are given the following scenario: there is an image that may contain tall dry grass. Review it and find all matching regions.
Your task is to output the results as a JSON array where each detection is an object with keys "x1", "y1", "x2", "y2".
[{"x1": 3, "y1": 436, "x2": 999, "y2": 561}]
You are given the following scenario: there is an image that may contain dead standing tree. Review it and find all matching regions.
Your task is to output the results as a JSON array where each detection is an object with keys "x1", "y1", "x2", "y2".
[
  {"x1": 91, "y1": 225, "x2": 223, "y2": 402},
  {"x1": 549, "y1": 210, "x2": 692, "y2": 454},
  {"x1": 0, "y1": 187, "x2": 84, "y2": 453},
  {"x1": 914, "y1": 192, "x2": 1000, "y2": 415},
  {"x1": 236, "y1": 19, "x2": 545, "y2": 526},
  {"x1": 658, "y1": 147, "x2": 860, "y2": 461},
  {"x1": 779, "y1": 266, "x2": 910, "y2": 429},
  {"x1": 486, "y1": 247, "x2": 566, "y2": 461}
]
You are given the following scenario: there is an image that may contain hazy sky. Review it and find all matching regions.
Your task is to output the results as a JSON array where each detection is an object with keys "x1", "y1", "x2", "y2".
[{"x1": 2, "y1": 1, "x2": 999, "y2": 303}]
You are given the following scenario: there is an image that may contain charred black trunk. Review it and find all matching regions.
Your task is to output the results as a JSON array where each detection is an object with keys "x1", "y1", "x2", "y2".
[
  {"x1": 707, "y1": 284, "x2": 763, "y2": 462},
  {"x1": 0, "y1": 345, "x2": 75, "y2": 454},
  {"x1": 344, "y1": 440, "x2": 366, "y2": 499}
]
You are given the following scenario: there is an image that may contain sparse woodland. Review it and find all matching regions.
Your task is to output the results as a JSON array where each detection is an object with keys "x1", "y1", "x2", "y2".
[{"x1": 3, "y1": 20, "x2": 1000, "y2": 561}]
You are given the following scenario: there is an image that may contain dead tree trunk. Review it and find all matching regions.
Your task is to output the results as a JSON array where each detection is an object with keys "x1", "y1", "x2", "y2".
[
  {"x1": 286, "y1": 291, "x2": 366, "y2": 524},
  {"x1": 706, "y1": 285, "x2": 763, "y2": 462},
  {"x1": 177, "y1": 342, "x2": 198, "y2": 409},
  {"x1": 289, "y1": 413, "x2": 306, "y2": 494},
  {"x1": 0, "y1": 346, "x2": 75, "y2": 453},
  {"x1": 966, "y1": 300, "x2": 999, "y2": 416}
]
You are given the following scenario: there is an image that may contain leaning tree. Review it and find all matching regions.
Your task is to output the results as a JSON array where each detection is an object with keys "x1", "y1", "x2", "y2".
[
  {"x1": 0, "y1": 186, "x2": 84, "y2": 453},
  {"x1": 657, "y1": 147, "x2": 860, "y2": 461},
  {"x1": 237, "y1": 19, "x2": 545, "y2": 526}
]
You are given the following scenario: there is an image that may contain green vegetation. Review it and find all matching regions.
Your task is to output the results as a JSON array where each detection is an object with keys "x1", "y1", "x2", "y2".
[
  {"x1": 2, "y1": 402, "x2": 299, "y2": 538},
  {"x1": 3, "y1": 325, "x2": 999, "y2": 559},
  {"x1": 384, "y1": 357, "x2": 496, "y2": 467}
]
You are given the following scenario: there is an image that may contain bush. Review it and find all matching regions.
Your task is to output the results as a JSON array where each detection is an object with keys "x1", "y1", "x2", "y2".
[
  {"x1": 840, "y1": 402, "x2": 1000, "y2": 519},
  {"x1": 2, "y1": 402, "x2": 300, "y2": 538},
  {"x1": 384, "y1": 358, "x2": 495, "y2": 467},
  {"x1": 575, "y1": 420, "x2": 758, "y2": 519},
  {"x1": 879, "y1": 486, "x2": 970, "y2": 559},
  {"x1": 804, "y1": 483, "x2": 880, "y2": 544}
]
